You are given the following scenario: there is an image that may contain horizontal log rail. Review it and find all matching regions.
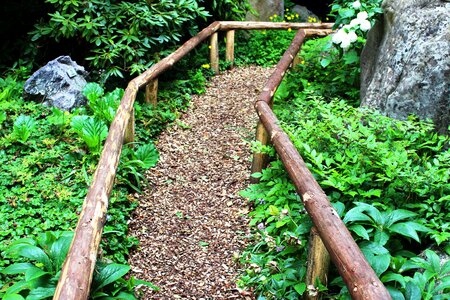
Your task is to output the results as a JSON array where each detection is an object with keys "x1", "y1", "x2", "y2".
[{"x1": 54, "y1": 21, "x2": 390, "y2": 300}]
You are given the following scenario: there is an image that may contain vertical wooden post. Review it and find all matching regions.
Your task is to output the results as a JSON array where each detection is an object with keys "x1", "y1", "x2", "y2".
[
  {"x1": 145, "y1": 78, "x2": 158, "y2": 106},
  {"x1": 250, "y1": 121, "x2": 270, "y2": 184},
  {"x1": 292, "y1": 55, "x2": 302, "y2": 68},
  {"x1": 210, "y1": 32, "x2": 219, "y2": 75},
  {"x1": 304, "y1": 227, "x2": 330, "y2": 300},
  {"x1": 124, "y1": 108, "x2": 135, "y2": 144},
  {"x1": 225, "y1": 30, "x2": 235, "y2": 68}
]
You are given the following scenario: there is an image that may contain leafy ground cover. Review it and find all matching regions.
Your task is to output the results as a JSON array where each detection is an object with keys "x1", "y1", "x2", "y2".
[
  {"x1": 234, "y1": 3, "x2": 450, "y2": 299},
  {"x1": 0, "y1": 48, "x2": 214, "y2": 297}
]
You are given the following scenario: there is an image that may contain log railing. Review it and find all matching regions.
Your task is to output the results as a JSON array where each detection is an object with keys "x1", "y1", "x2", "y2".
[{"x1": 54, "y1": 21, "x2": 391, "y2": 300}]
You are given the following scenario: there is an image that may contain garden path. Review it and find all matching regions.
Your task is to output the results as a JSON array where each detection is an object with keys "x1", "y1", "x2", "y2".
[{"x1": 128, "y1": 66, "x2": 272, "y2": 299}]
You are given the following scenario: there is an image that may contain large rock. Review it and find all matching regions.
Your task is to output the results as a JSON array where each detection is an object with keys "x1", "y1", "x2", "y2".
[
  {"x1": 24, "y1": 56, "x2": 89, "y2": 111},
  {"x1": 360, "y1": 0, "x2": 450, "y2": 134},
  {"x1": 247, "y1": 0, "x2": 284, "y2": 21},
  {"x1": 291, "y1": 5, "x2": 319, "y2": 22}
]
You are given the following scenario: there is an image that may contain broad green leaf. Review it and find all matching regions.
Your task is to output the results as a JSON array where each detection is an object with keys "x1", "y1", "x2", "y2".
[
  {"x1": 113, "y1": 292, "x2": 138, "y2": 300},
  {"x1": 320, "y1": 58, "x2": 331, "y2": 68},
  {"x1": 83, "y1": 82, "x2": 104, "y2": 102},
  {"x1": 386, "y1": 287, "x2": 405, "y2": 300},
  {"x1": 134, "y1": 278, "x2": 160, "y2": 291},
  {"x1": 5, "y1": 280, "x2": 30, "y2": 295},
  {"x1": 338, "y1": 8, "x2": 355, "y2": 18},
  {"x1": 293, "y1": 282, "x2": 306, "y2": 294},
  {"x1": 132, "y1": 143, "x2": 159, "y2": 169},
  {"x1": 27, "y1": 287, "x2": 56, "y2": 300},
  {"x1": 389, "y1": 222, "x2": 421, "y2": 242},
  {"x1": 2, "y1": 294, "x2": 25, "y2": 300},
  {"x1": 1, "y1": 263, "x2": 35, "y2": 275},
  {"x1": 385, "y1": 209, "x2": 416, "y2": 227},
  {"x1": 92, "y1": 263, "x2": 130, "y2": 292},
  {"x1": 343, "y1": 206, "x2": 371, "y2": 223},
  {"x1": 349, "y1": 224, "x2": 370, "y2": 240},
  {"x1": 25, "y1": 266, "x2": 48, "y2": 282},
  {"x1": 381, "y1": 272, "x2": 406, "y2": 288},
  {"x1": 49, "y1": 233, "x2": 73, "y2": 270},
  {"x1": 6, "y1": 244, "x2": 51, "y2": 270},
  {"x1": 405, "y1": 281, "x2": 421, "y2": 300},
  {"x1": 360, "y1": 241, "x2": 390, "y2": 276}
]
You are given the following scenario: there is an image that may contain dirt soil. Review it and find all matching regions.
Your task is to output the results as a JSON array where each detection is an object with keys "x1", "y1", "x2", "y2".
[{"x1": 128, "y1": 66, "x2": 273, "y2": 299}]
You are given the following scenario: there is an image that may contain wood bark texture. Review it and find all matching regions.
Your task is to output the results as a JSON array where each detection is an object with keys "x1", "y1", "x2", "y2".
[
  {"x1": 219, "y1": 21, "x2": 334, "y2": 31},
  {"x1": 210, "y1": 32, "x2": 220, "y2": 75},
  {"x1": 250, "y1": 121, "x2": 271, "y2": 184},
  {"x1": 145, "y1": 79, "x2": 158, "y2": 106},
  {"x1": 305, "y1": 227, "x2": 330, "y2": 300},
  {"x1": 124, "y1": 107, "x2": 135, "y2": 144},
  {"x1": 226, "y1": 30, "x2": 235, "y2": 67}
]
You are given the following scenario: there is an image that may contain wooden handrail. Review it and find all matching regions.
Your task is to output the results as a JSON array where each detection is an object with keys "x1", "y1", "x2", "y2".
[
  {"x1": 54, "y1": 21, "x2": 389, "y2": 300},
  {"x1": 253, "y1": 29, "x2": 391, "y2": 299}
]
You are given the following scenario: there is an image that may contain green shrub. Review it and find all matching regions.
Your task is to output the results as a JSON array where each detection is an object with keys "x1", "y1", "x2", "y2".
[
  {"x1": 30, "y1": 0, "x2": 211, "y2": 81},
  {"x1": 239, "y1": 80, "x2": 449, "y2": 298}
]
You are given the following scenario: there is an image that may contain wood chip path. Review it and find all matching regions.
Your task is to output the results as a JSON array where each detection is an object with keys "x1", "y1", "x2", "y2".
[{"x1": 128, "y1": 66, "x2": 272, "y2": 299}]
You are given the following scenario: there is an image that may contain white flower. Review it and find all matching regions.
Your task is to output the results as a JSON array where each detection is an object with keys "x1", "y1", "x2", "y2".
[
  {"x1": 332, "y1": 29, "x2": 346, "y2": 44},
  {"x1": 360, "y1": 19, "x2": 372, "y2": 31},
  {"x1": 357, "y1": 11, "x2": 369, "y2": 21},
  {"x1": 348, "y1": 31, "x2": 358, "y2": 43},
  {"x1": 340, "y1": 38, "x2": 351, "y2": 50},
  {"x1": 352, "y1": 1, "x2": 362, "y2": 9},
  {"x1": 350, "y1": 18, "x2": 360, "y2": 27}
]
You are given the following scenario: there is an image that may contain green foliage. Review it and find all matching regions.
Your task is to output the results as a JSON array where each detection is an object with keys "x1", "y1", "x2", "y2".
[
  {"x1": 29, "y1": 0, "x2": 213, "y2": 82},
  {"x1": 118, "y1": 143, "x2": 160, "y2": 193},
  {"x1": 71, "y1": 116, "x2": 108, "y2": 154},
  {"x1": 11, "y1": 115, "x2": 36, "y2": 143},
  {"x1": 239, "y1": 66, "x2": 449, "y2": 298},
  {"x1": 0, "y1": 232, "x2": 158, "y2": 299}
]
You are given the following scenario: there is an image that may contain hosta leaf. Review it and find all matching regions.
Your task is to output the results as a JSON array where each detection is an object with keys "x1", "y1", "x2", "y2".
[
  {"x1": 83, "y1": 82, "x2": 104, "y2": 102},
  {"x1": 385, "y1": 209, "x2": 416, "y2": 227},
  {"x1": 132, "y1": 143, "x2": 159, "y2": 169},
  {"x1": 2, "y1": 294, "x2": 25, "y2": 300},
  {"x1": 389, "y1": 222, "x2": 423, "y2": 242},
  {"x1": 360, "y1": 241, "x2": 390, "y2": 276},
  {"x1": 386, "y1": 287, "x2": 405, "y2": 300},
  {"x1": 381, "y1": 272, "x2": 406, "y2": 288},
  {"x1": 49, "y1": 232, "x2": 73, "y2": 270},
  {"x1": 92, "y1": 263, "x2": 130, "y2": 292},
  {"x1": 27, "y1": 287, "x2": 56, "y2": 300},
  {"x1": 6, "y1": 244, "x2": 51, "y2": 271},
  {"x1": 405, "y1": 281, "x2": 421, "y2": 300},
  {"x1": 349, "y1": 224, "x2": 370, "y2": 240},
  {"x1": 25, "y1": 266, "x2": 48, "y2": 282},
  {"x1": 343, "y1": 206, "x2": 371, "y2": 223},
  {"x1": 1, "y1": 263, "x2": 35, "y2": 275}
]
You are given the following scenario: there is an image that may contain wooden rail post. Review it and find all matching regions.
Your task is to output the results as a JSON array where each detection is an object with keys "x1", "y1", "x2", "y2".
[
  {"x1": 124, "y1": 108, "x2": 135, "y2": 144},
  {"x1": 145, "y1": 79, "x2": 158, "y2": 106},
  {"x1": 210, "y1": 32, "x2": 219, "y2": 75},
  {"x1": 226, "y1": 30, "x2": 235, "y2": 68},
  {"x1": 305, "y1": 227, "x2": 330, "y2": 300},
  {"x1": 250, "y1": 121, "x2": 271, "y2": 183}
]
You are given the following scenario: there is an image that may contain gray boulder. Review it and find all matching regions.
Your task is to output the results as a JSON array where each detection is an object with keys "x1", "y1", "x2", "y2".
[
  {"x1": 247, "y1": 0, "x2": 284, "y2": 21},
  {"x1": 291, "y1": 5, "x2": 319, "y2": 22},
  {"x1": 24, "y1": 56, "x2": 89, "y2": 111},
  {"x1": 360, "y1": 0, "x2": 450, "y2": 134}
]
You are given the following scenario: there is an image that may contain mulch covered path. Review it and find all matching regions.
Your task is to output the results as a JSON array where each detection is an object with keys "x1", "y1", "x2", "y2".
[{"x1": 128, "y1": 66, "x2": 273, "y2": 299}]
